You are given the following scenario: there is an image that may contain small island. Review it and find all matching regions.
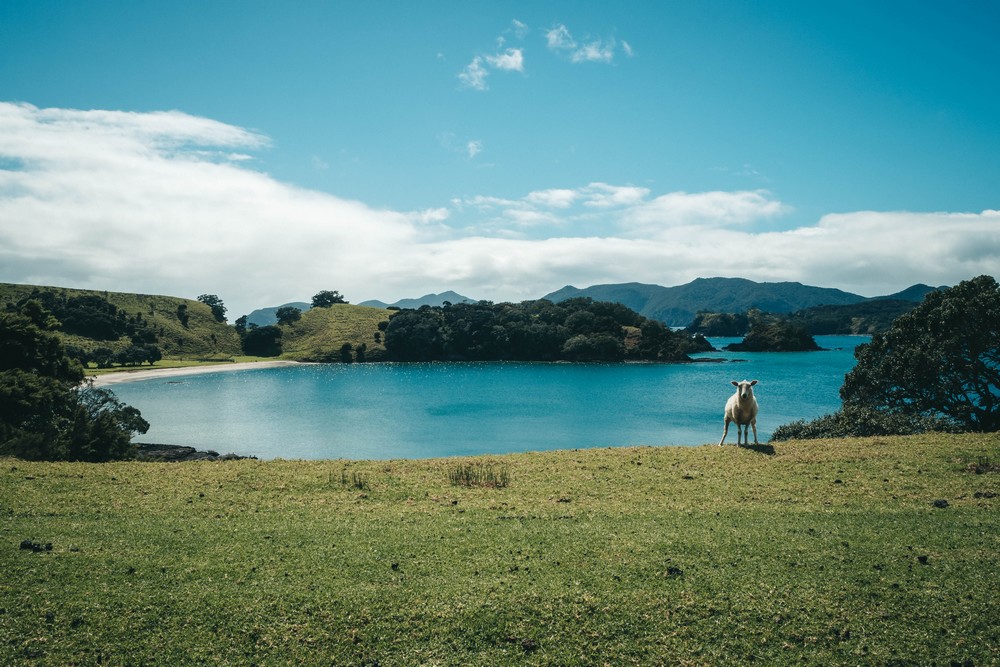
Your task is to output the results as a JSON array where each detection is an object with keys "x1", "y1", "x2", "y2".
[{"x1": 724, "y1": 320, "x2": 822, "y2": 352}]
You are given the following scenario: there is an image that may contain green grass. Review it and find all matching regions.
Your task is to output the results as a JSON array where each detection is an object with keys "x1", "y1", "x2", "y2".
[
  {"x1": 278, "y1": 303, "x2": 389, "y2": 361},
  {"x1": 2, "y1": 434, "x2": 998, "y2": 665}
]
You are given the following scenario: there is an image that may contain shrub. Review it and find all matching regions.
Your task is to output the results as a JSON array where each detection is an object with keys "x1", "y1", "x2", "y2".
[{"x1": 771, "y1": 405, "x2": 961, "y2": 441}]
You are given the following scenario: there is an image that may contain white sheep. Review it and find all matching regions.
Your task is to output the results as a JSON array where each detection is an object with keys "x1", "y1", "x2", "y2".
[{"x1": 719, "y1": 379, "x2": 759, "y2": 446}]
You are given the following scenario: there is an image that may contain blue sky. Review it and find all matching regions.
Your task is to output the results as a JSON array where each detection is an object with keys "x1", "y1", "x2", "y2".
[{"x1": 1, "y1": 1, "x2": 998, "y2": 317}]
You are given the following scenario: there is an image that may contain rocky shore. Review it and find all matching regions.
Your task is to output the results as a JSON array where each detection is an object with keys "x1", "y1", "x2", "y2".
[{"x1": 134, "y1": 443, "x2": 255, "y2": 462}]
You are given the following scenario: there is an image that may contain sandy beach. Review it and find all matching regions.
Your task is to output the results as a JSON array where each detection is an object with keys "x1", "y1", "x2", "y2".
[{"x1": 90, "y1": 360, "x2": 303, "y2": 387}]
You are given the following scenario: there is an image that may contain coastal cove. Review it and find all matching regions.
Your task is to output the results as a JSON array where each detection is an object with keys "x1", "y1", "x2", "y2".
[{"x1": 107, "y1": 336, "x2": 869, "y2": 460}]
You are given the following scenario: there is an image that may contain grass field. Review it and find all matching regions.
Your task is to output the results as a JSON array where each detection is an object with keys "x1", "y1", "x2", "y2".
[{"x1": 2, "y1": 434, "x2": 997, "y2": 665}]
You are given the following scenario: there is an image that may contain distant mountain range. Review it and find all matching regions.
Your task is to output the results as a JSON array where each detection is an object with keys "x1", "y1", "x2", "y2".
[
  {"x1": 359, "y1": 291, "x2": 475, "y2": 310},
  {"x1": 542, "y1": 278, "x2": 940, "y2": 326},
  {"x1": 247, "y1": 279, "x2": 941, "y2": 328}
]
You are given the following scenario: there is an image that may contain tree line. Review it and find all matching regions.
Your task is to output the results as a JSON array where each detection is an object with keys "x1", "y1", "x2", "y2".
[
  {"x1": 687, "y1": 298, "x2": 921, "y2": 337},
  {"x1": 383, "y1": 298, "x2": 713, "y2": 362}
]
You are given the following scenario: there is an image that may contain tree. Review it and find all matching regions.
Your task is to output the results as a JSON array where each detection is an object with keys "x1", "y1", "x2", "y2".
[
  {"x1": 340, "y1": 343, "x2": 354, "y2": 363},
  {"x1": 841, "y1": 275, "x2": 999, "y2": 432},
  {"x1": 0, "y1": 302, "x2": 147, "y2": 461},
  {"x1": 56, "y1": 382, "x2": 149, "y2": 462},
  {"x1": 197, "y1": 294, "x2": 227, "y2": 323},
  {"x1": 275, "y1": 306, "x2": 302, "y2": 326},
  {"x1": 312, "y1": 290, "x2": 347, "y2": 308},
  {"x1": 234, "y1": 315, "x2": 249, "y2": 335},
  {"x1": 241, "y1": 325, "x2": 283, "y2": 357}
]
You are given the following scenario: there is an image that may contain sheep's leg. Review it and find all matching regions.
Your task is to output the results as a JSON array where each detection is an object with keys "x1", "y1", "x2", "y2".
[
  {"x1": 737, "y1": 423, "x2": 746, "y2": 447},
  {"x1": 719, "y1": 418, "x2": 730, "y2": 446},
  {"x1": 751, "y1": 419, "x2": 758, "y2": 445}
]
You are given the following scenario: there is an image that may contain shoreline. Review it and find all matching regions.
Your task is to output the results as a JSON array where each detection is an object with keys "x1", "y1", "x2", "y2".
[{"x1": 90, "y1": 360, "x2": 303, "y2": 387}]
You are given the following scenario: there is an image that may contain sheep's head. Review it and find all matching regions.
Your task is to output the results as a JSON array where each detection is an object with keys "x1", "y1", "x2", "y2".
[{"x1": 731, "y1": 379, "x2": 758, "y2": 400}]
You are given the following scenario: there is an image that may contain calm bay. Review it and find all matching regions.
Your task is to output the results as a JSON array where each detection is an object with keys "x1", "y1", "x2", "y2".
[{"x1": 111, "y1": 335, "x2": 869, "y2": 459}]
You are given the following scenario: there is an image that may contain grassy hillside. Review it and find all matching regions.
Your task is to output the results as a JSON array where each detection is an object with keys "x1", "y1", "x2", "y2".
[
  {"x1": 0, "y1": 282, "x2": 241, "y2": 358},
  {"x1": 278, "y1": 303, "x2": 390, "y2": 361},
  {"x1": 2, "y1": 433, "x2": 997, "y2": 665}
]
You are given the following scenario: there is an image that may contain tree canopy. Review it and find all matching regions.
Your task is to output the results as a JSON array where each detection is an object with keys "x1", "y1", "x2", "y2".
[
  {"x1": 241, "y1": 325, "x2": 283, "y2": 357},
  {"x1": 312, "y1": 290, "x2": 348, "y2": 308},
  {"x1": 275, "y1": 306, "x2": 302, "y2": 326},
  {"x1": 841, "y1": 275, "x2": 999, "y2": 432},
  {"x1": 197, "y1": 294, "x2": 227, "y2": 323},
  {"x1": 9, "y1": 288, "x2": 158, "y2": 342},
  {"x1": 0, "y1": 301, "x2": 148, "y2": 461},
  {"x1": 725, "y1": 319, "x2": 821, "y2": 352},
  {"x1": 383, "y1": 298, "x2": 711, "y2": 362}
]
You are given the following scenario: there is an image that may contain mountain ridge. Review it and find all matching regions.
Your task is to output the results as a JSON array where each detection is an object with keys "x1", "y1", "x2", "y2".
[
  {"x1": 359, "y1": 291, "x2": 475, "y2": 310},
  {"x1": 542, "y1": 277, "x2": 939, "y2": 326}
]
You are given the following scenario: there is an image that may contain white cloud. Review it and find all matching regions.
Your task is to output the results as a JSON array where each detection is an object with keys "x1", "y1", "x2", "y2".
[
  {"x1": 571, "y1": 40, "x2": 616, "y2": 64},
  {"x1": 466, "y1": 140, "x2": 483, "y2": 158},
  {"x1": 458, "y1": 56, "x2": 489, "y2": 90},
  {"x1": 1, "y1": 103, "x2": 995, "y2": 317},
  {"x1": 525, "y1": 188, "x2": 579, "y2": 209},
  {"x1": 581, "y1": 182, "x2": 651, "y2": 208},
  {"x1": 486, "y1": 48, "x2": 524, "y2": 72},
  {"x1": 546, "y1": 24, "x2": 627, "y2": 64},
  {"x1": 546, "y1": 24, "x2": 576, "y2": 51},
  {"x1": 620, "y1": 189, "x2": 789, "y2": 237}
]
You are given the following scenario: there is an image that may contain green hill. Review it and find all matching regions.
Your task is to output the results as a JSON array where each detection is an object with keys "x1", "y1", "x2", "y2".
[
  {"x1": 0, "y1": 282, "x2": 241, "y2": 358},
  {"x1": 277, "y1": 303, "x2": 390, "y2": 361}
]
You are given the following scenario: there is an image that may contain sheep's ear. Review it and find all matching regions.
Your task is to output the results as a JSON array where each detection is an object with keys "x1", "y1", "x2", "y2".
[
  {"x1": 731, "y1": 380, "x2": 739, "y2": 387},
  {"x1": 750, "y1": 380, "x2": 758, "y2": 386}
]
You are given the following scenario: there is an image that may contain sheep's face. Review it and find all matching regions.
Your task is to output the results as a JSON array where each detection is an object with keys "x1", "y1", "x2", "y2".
[{"x1": 731, "y1": 379, "x2": 758, "y2": 400}]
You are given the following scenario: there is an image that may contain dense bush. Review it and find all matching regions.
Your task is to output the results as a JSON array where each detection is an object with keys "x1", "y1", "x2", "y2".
[
  {"x1": 7, "y1": 289, "x2": 159, "y2": 342},
  {"x1": 241, "y1": 325, "x2": 283, "y2": 357},
  {"x1": 0, "y1": 302, "x2": 148, "y2": 461},
  {"x1": 384, "y1": 298, "x2": 711, "y2": 362},
  {"x1": 771, "y1": 406, "x2": 960, "y2": 441}
]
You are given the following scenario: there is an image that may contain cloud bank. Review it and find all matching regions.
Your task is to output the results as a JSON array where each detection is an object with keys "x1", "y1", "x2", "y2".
[{"x1": 1, "y1": 102, "x2": 996, "y2": 318}]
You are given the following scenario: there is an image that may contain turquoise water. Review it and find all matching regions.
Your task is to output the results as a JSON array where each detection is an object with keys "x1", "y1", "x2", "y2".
[{"x1": 112, "y1": 336, "x2": 869, "y2": 460}]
